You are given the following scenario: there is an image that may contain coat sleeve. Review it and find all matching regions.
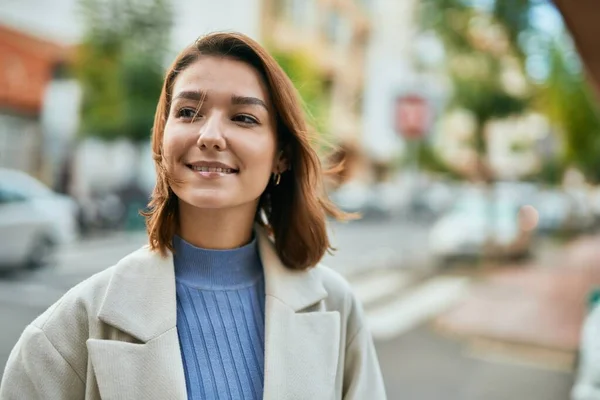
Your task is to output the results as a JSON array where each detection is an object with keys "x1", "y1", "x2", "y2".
[
  {"x1": 572, "y1": 306, "x2": 600, "y2": 400},
  {"x1": 342, "y1": 290, "x2": 387, "y2": 400},
  {"x1": 343, "y1": 325, "x2": 387, "y2": 399},
  {"x1": 0, "y1": 324, "x2": 85, "y2": 400}
]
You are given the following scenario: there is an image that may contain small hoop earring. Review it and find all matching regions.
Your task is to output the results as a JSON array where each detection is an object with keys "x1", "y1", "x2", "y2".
[{"x1": 273, "y1": 172, "x2": 281, "y2": 186}]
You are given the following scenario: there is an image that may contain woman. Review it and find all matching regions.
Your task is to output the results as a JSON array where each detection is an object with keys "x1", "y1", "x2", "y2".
[{"x1": 0, "y1": 32, "x2": 386, "y2": 400}]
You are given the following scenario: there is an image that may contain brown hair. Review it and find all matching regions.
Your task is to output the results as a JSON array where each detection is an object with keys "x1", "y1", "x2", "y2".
[{"x1": 143, "y1": 32, "x2": 350, "y2": 270}]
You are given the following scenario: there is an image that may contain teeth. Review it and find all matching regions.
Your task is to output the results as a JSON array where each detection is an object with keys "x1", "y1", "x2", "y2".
[{"x1": 191, "y1": 166, "x2": 234, "y2": 173}]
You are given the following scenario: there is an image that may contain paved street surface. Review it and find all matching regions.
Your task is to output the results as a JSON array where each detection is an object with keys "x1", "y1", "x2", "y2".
[
  {"x1": 0, "y1": 218, "x2": 576, "y2": 398},
  {"x1": 377, "y1": 325, "x2": 574, "y2": 400}
]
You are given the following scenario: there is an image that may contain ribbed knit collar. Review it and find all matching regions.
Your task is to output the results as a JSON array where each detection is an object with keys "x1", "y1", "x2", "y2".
[{"x1": 173, "y1": 235, "x2": 263, "y2": 290}]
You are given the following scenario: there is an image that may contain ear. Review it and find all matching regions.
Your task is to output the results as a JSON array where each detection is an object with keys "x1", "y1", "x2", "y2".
[{"x1": 273, "y1": 149, "x2": 290, "y2": 173}]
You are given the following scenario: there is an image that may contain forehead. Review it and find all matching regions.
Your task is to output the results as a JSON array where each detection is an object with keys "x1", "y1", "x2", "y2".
[{"x1": 172, "y1": 56, "x2": 269, "y2": 102}]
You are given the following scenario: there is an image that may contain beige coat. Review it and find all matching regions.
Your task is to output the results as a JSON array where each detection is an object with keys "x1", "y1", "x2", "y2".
[{"x1": 0, "y1": 228, "x2": 386, "y2": 400}]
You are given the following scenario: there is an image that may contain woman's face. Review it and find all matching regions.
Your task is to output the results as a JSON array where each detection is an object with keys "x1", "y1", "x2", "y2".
[{"x1": 163, "y1": 56, "x2": 279, "y2": 212}]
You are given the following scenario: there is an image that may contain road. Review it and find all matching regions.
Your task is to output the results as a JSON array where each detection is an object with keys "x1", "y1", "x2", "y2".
[
  {"x1": 0, "y1": 218, "x2": 575, "y2": 398},
  {"x1": 377, "y1": 325, "x2": 574, "y2": 400}
]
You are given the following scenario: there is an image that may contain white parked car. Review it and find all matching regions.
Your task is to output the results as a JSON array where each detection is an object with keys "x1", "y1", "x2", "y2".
[
  {"x1": 329, "y1": 181, "x2": 373, "y2": 214},
  {"x1": 534, "y1": 189, "x2": 594, "y2": 234},
  {"x1": 429, "y1": 193, "x2": 534, "y2": 265},
  {"x1": 0, "y1": 169, "x2": 79, "y2": 269}
]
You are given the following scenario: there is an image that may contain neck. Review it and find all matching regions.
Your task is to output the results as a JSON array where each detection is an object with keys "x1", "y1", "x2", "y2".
[{"x1": 177, "y1": 200, "x2": 258, "y2": 249}]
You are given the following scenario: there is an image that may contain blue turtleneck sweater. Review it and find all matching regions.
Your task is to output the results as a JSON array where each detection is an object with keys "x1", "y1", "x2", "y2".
[{"x1": 173, "y1": 235, "x2": 265, "y2": 400}]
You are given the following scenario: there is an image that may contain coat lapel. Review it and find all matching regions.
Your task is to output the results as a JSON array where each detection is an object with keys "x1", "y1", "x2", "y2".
[
  {"x1": 87, "y1": 328, "x2": 185, "y2": 400},
  {"x1": 89, "y1": 246, "x2": 187, "y2": 399},
  {"x1": 258, "y1": 229, "x2": 341, "y2": 400}
]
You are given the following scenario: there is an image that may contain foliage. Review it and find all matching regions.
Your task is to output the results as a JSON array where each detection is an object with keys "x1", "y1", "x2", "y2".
[
  {"x1": 75, "y1": 35, "x2": 125, "y2": 140},
  {"x1": 74, "y1": 0, "x2": 172, "y2": 142},
  {"x1": 420, "y1": 0, "x2": 532, "y2": 164},
  {"x1": 417, "y1": 141, "x2": 462, "y2": 179},
  {"x1": 269, "y1": 47, "x2": 331, "y2": 137},
  {"x1": 526, "y1": 157, "x2": 566, "y2": 185},
  {"x1": 450, "y1": 55, "x2": 528, "y2": 121},
  {"x1": 493, "y1": 0, "x2": 535, "y2": 58},
  {"x1": 120, "y1": 55, "x2": 166, "y2": 142},
  {"x1": 538, "y1": 43, "x2": 600, "y2": 182}
]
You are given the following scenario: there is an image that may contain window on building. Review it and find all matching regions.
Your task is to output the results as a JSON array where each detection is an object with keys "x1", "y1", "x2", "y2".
[
  {"x1": 305, "y1": 0, "x2": 318, "y2": 32},
  {"x1": 356, "y1": 0, "x2": 371, "y2": 12},
  {"x1": 354, "y1": 90, "x2": 364, "y2": 115},
  {"x1": 326, "y1": 11, "x2": 351, "y2": 51},
  {"x1": 272, "y1": 0, "x2": 285, "y2": 18},
  {"x1": 290, "y1": 0, "x2": 318, "y2": 30},
  {"x1": 325, "y1": 11, "x2": 340, "y2": 44},
  {"x1": 291, "y1": 0, "x2": 304, "y2": 25},
  {"x1": 273, "y1": 0, "x2": 292, "y2": 20}
]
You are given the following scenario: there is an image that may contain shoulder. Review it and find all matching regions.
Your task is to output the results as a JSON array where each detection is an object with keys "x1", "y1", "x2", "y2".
[
  {"x1": 31, "y1": 246, "x2": 152, "y2": 333},
  {"x1": 10, "y1": 246, "x2": 152, "y2": 382},
  {"x1": 310, "y1": 264, "x2": 365, "y2": 335},
  {"x1": 311, "y1": 263, "x2": 355, "y2": 303},
  {"x1": 5, "y1": 246, "x2": 156, "y2": 388}
]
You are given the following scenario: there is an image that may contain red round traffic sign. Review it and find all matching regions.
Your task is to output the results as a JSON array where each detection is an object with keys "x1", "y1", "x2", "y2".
[{"x1": 394, "y1": 95, "x2": 430, "y2": 139}]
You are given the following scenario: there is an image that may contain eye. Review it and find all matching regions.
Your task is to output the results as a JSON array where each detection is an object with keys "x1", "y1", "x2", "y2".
[
  {"x1": 176, "y1": 107, "x2": 200, "y2": 120},
  {"x1": 232, "y1": 114, "x2": 259, "y2": 125}
]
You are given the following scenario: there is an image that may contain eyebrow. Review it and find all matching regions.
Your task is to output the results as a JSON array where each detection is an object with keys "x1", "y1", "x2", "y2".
[
  {"x1": 172, "y1": 90, "x2": 268, "y2": 111},
  {"x1": 173, "y1": 90, "x2": 207, "y2": 101},
  {"x1": 231, "y1": 94, "x2": 268, "y2": 111}
]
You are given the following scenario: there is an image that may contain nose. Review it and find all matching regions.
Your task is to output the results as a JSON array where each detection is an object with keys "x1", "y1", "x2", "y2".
[{"x1": 197, "y1": 114, "x2": 227, "y2": 151}]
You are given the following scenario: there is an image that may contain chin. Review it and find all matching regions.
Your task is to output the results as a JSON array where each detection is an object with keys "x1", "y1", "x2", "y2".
[
  {"x1": 175, "y1": 186, "x2": 261, "y2": 212},
  {"x1": 181, "y1": 193, "x2": 233, "y2": 209}
]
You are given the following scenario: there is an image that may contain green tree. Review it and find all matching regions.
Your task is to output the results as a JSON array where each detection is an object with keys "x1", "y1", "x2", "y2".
[
  {"x1": 269, "y1": 47, "x2": 331, "y2": 138},
  {"x1": 421, "y1": 0, "x2": 600, "y2": 187},
  {"x1": 74, "y1": 0, "x2": 172, "y2": 142},
  {"x1": 419, "y1": 0, "x2": 540, "y2": 259},
  {"x1": 539, "y1": 42, "x2": 600, "y2": 183},
  {"x1": 420, "y1": 0, "x2": 532, "y2": 180}
]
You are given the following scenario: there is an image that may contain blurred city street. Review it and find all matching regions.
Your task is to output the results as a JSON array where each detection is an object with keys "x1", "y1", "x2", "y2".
[{"x1": 4, "y1": 0, "x2": 600, "y2": 397}]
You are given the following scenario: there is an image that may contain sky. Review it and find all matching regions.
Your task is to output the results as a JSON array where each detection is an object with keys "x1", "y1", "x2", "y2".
[
  {"x1": 0, "y1": 0, "x2": 261, "y2": 49},
  {"x1": 0, "y1": 0, "x2": 84, "y2": 43}
]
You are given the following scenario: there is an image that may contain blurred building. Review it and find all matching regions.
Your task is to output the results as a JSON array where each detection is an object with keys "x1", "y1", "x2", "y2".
[
  {"x1": 0, "y1": 25, "x2": 68, "y2": 177},
  {"x1": 262, "y1": 0, "x2": 370, "y2": 143},
  {"x1": 361, "y1": 0, "x2": 449, "y2": 176},
  {"x1": 362, "y1": 0, "x2": 421, "y2": 165}
]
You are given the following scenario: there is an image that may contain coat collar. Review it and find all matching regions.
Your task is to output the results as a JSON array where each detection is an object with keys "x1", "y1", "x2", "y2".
[
  {"x1": 96, "y1": 243, "x2": 176, "y2": 342},
  {"x1": 97, "y1": 225, "x2": 328, "y2": 342},
  {"x1": 257, "y1": 226, "x2": 328, "y2": 312}
]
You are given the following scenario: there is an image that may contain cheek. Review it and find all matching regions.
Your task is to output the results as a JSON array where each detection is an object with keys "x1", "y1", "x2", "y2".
[
  {"x1": 238, "y1": 137, "x2": 276, "y2": 174},
  {"x1": 162, "y1": 122, "x2": 192, "y2": 164}
]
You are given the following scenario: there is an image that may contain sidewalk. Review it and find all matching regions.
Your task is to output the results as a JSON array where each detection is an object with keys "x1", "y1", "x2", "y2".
[{"x1": 434, "y1": 235, "x2": 600, "y2": 353}]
